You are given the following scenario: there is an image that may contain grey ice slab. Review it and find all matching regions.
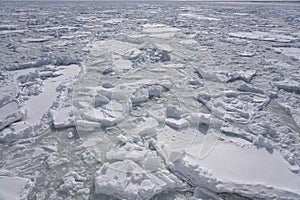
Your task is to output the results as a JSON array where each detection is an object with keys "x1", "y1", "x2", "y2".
[{"x1": 0, "y1": 100, "x2": 23, "y2": 131}]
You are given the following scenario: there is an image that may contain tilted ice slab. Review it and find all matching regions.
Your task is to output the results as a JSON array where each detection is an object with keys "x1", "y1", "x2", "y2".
[
  {"x1": 0, "y1": 176, "x2": 33, "y2": 200},
  {"x1": 274, "y1": 79, "x2": 300, "y2": 94},
  {"x1": 228, "y1": 31, "x2": 296, "y2": 43},
  {"x1": 0, "y1": 100, "x2": 23, "y2": 131},
  {"x1": 195, "y1": 66, "x2": 256, "y2": 83},
  {"x1": 169, "y1": 138, "x2": 300, "y2": 199}
]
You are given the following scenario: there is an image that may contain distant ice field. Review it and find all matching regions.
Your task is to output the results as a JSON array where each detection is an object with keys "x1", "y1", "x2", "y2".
[{"x1": 0, "y1": 1, "x2": 300, "y2": 200}]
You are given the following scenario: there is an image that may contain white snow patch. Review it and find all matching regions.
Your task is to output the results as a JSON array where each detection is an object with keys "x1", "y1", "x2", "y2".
[
  {"x1": 171, "y1": 141, "x2": 300, "y2": 199},
  {"x1": 0, "y1": 176, "x2": 33, "y2": 200}
]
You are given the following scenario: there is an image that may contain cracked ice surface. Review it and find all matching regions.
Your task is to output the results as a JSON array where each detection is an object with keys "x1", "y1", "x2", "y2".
[{"x1": 0, "y1": 1, "x2": 300, "y2": 200}]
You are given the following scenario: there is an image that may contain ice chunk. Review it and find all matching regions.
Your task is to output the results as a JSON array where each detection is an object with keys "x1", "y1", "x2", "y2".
[
  {"x1": 143, "y1": 154, "x2": 163, "y2": 171},
  {"x1": 165, "y1": 118, "x2": 189, "y2": 130},
  {"x1": 94, "y1": 94, "x2": 110, "y2": 107},
  {"x1": 188, "y1": 79, "x2": 204, "y2": 88},
  {"x1": 134, "y1": 117, "x2": 159, "y2": 138},
  {"x1": 46, "y1": 154, "x2": 69, "y2": 169},
  {"x1": 187, "y1": 113, "x2": 211, "y2": 125},
  {"x1": 97, "y1": 89, "x2": 112, "y2": 100},
  {"x1": 235, "y1": 50, "x2": 255, "y2": 57},
  {"x1": 218, "y1": 70, "x2": 256, "y2": 83},
  {"x1": 76, "y1": 120, "x2": 101, "y2": 132},
  {"x1": 59, "y1": 171, "x2": 86, "y2": 196},
  {"x1": 196, "y1": 67, "x2": 256, "y2": 83},
  {"x1": 274, "y1": 80, "x2": 300, "y2": 94},
  {"x1": 130, "y1": 87, "x2": 149, "y2": 105},
  {"x1": 148, "y1": 85, "x2": 163, "y2": 97},
  {"x1": 166, "y1": 105, "x2": 181, "y2": 119},
  {"x1": 94, "y1": 159, "x2": 180, "y2": 200},
  {"x1": 113, "y1": 59, "x2": 132, "y2": 71},
  {"x1": 253, "y1": 135, "x2": 274, "y2": 150},
  {"x1": 0, "y1": 100, "x2": 23, "y2": 131},
  {"x1": 237, "y1": 83, "x2": 264, "y2": 94},
  {"x1": 241, "y1": 70, "x2": 256, "y2": 83},
  {"x1": 23, "y1": 36, "x2": 52, "y2": 43},
  {"x1": 0, "y1": 122, "x2": 32, "y2": 143},
  {"x1": 0, "y1": 25, "x2": 18, "y2": 30},
  {"x1": 193, "y1": 187, "x2": 220, "y2": 199},
  {"x1": 102, "y1": 82, "x2": 114, "y2": 89},
  {"x1": 52, "y1": 106, "x2": 74, "y2": 129},
  {"x1": 197, "y1": 92, "x2": 211, "y2": 105},
  {"x1": 83, "y1": 110, "x2": 117, "y2": 127}
]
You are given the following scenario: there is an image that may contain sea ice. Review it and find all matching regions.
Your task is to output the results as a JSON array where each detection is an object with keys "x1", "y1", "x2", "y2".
[
  {"x1": 130, "y1": 87, "x2": 149, "y2": 105},
  {"x1": 0, "y1": 176, "x2": 33, "y2": 200},
  {"x1": 228, "y1": 31, "x2": 295, "y2": 43},
  {"x1": 52, "y1": 106, "x2": 74, "y2": 129},
  {"x1": 94, "y1": 159, "x2": 182, "y2": 200},
  {"x1": 166, "y1": 105, "x2": 181, "y2": 119},
  {"x1": 0, "y1": 100, "x2": 23, "y2": 131},
  {"x1": 165, "y1": 118, "x2": 189, "y2": 130}
]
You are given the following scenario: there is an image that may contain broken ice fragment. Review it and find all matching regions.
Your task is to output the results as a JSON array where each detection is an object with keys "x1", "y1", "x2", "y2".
[
  {"x1": 98, "y1": 89, "x2": 112, "y2": 100},
  {"x1": 0, "y1": 100, "x2": 23, "y2": 131},
  {"x1": 197, "y1": 92, "x2": 211, "y2": 105},
  {"x1": 148, "y1": 85, "x2": 163, "y2": 97},
  {"x1": 0, "y1": 121, "x2": 32, "y2": 144},
  {"x1": 94, "y1": 94, "x2": 110, "y2": 107},
  {"x1": 46, "y1": 154, "x2": 69, "y2": 169},
  {"x1": 237, "y1": 83, "x2": 264, "y2": 94},
  {"x1": 187, "y1": 113, "x2": 211, "y2": 125},
  {"x1": 52, "y1": 106, "x2": 74, "y2": 129},
  {"x1": 102, "y1": 82, "x2": 114, "y2": 89},
  {"x1": 94, "y1": 159, "x2": 180, "y2": 200},
  {"x1": 166, "y1": 105, "x2": 181, "y2": 119},
  {"x1": 130, "y1": 87, "x2": 149, "y2": 105},
  {"x1": 274, "y1": 80, "x2": 300, "y2": 94},
  {"x1": 83, "y1": 110, "x2": 117, "y2": 127},
  {"x1": 165, "y1": 118, "x2": 189, "y2": 130}
]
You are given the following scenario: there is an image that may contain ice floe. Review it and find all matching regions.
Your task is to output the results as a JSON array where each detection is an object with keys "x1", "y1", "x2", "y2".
[
  {"x1": 228, "y1": 31, "x2": 296, "y2": 43},
  {"x1": 0, "y1": 176, "x2": 34, "y2": 200}
]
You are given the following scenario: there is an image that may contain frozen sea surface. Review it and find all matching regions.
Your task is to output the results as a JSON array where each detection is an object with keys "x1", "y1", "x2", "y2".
[{"x1": 0, "y1": 1, "x2": 300, "y2": 200}]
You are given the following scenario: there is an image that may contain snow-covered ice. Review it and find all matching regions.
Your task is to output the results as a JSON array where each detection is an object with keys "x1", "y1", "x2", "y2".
[{"x1": 0, "y1": 176, "x2": 33, "y2": 200}]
